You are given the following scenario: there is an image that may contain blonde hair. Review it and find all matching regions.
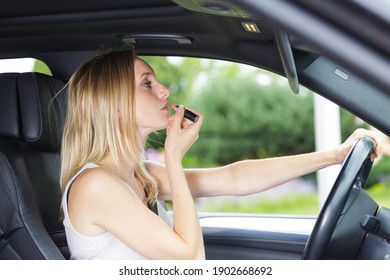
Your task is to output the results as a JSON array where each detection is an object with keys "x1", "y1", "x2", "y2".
[{"x1": 60, "y1": 46, "x2": 158, "y2": 204}]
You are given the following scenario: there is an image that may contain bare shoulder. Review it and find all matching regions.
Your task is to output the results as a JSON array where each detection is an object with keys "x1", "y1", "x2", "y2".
[
  {"x1": 67, "y1": 167, "x2": 141, "y2": 236},
  {"x1": 69, "y1": 166, "x2": 144, "y2": 206},
  {"x1": 70, "y1": 167, "x2": 120, "y2": 198}
]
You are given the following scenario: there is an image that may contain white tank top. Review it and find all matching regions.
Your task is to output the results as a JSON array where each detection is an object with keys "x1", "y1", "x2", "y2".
[{"x1": 62, "y1": 162, "x2": 173, "y2": 260}]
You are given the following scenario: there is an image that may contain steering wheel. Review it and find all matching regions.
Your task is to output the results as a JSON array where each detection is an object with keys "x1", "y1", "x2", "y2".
[{"x1": 302, "y1": 137, "x2": 375, "y2": 260}]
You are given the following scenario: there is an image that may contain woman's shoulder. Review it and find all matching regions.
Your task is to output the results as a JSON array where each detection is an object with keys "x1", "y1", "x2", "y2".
[
  {"x1": 70, "y1": 166, "x2": 128, "y2": 201},
  {"x1": 75, "y1": 165, "x2": 112, "y2": 184}
]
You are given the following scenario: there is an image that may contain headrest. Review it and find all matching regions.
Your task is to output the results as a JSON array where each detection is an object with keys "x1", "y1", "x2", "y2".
[
  {"x1": 0, "y1": 73, "x2": 21, "y2": 138},
  {"x1": 0, "y1": 72, "x2": 67, "y2": 151}
]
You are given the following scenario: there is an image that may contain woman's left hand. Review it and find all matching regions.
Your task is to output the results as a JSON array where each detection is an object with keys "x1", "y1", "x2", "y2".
[{"x1": 336, "y1": 128, "x2": 383, "y2": 163}]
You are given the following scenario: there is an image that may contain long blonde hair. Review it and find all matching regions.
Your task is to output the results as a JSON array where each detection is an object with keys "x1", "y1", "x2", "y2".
[{"x1": 60, "y1": 46, "x2": 158, "y2": 204}]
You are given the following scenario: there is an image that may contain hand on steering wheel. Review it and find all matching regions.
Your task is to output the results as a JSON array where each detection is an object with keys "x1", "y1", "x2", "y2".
[{"x1": 302, "y1": 137, "x2": 375, "y2": 260}]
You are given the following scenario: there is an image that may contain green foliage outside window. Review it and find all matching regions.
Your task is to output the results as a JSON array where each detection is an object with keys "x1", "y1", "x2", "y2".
[{"x1": 33, "y1": 60, "x2": 52, "y2": 75}]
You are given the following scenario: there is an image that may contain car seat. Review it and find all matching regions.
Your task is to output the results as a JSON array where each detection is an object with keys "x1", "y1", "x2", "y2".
[{"x1": 0, "y1": 72, "x2": 68, "y2": 259}]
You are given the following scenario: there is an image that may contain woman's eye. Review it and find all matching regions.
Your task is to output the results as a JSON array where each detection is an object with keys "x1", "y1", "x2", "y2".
[{"x1": 144, "y1": 81, "x2": 152, "y2": 88}]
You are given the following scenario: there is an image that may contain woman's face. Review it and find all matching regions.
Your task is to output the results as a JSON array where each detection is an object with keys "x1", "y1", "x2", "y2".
[{"x1": 133, "y1": 58, "x2": 171, "y2": 135}]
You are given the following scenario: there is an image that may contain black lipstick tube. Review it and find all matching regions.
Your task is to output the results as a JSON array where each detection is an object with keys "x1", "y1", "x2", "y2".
[{"x1": 175, "y1": 104, "x2": 199, "y2": 122}]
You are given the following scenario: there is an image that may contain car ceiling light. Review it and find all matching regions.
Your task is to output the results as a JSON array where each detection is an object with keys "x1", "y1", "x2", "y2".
[
  {"x1": 241, "y1": 22, "x2": 261, "y2": 33},
  {"x1": 121, "y1": 34, "x2": 192, "y2": 45}
]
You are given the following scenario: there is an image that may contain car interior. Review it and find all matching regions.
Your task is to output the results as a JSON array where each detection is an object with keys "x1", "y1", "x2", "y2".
[
  {"x1": 1, "y1": 0, "x2": 390, "y2": 260},
  {"x1": 0, "y1": 73, "x2": 68, "y2": 259}
]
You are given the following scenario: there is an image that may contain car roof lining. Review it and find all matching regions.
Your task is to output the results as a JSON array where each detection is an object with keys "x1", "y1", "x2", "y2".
[{"x1": 0, "y1": 0, "x2": 176, "y2": 18}]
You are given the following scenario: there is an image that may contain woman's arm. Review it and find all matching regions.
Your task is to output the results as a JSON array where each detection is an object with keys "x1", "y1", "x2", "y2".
[
  {"x1": 149, "y1": 149, "x2": 336, "y2": 198},
  {"x1": 163, "y1": 105, "x2": 205, "y2": 259},
  {"x1": 184, "y1": 149, "x2": 339, "y2": 197},
  {"x1": 149, "y1": 128, "x2": 382, "y2": 199}
]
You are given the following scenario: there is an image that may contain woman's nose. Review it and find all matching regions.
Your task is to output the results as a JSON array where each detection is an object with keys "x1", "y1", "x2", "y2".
[{"x1": 159, "y1": 84, "x2": 170, "y2": 99}]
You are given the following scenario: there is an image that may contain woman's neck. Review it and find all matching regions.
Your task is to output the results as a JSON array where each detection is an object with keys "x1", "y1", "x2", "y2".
[{"x1": 98, "y1": 153, "x2": 139, "y2": 183}]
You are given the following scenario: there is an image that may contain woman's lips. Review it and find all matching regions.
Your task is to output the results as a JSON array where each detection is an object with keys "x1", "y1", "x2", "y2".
[{"x1": 161, "y1": 102, "x2": 170, "y2": 111}]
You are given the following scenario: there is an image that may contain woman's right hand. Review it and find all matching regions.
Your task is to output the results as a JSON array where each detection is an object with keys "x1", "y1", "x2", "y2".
[{"x1": 164, "y1": 105, "x2": 203, "y2": 162}]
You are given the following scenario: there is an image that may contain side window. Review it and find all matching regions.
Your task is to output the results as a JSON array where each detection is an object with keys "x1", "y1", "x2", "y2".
[
  {"x1": 143, "y1": 56, "x2": 389, "y2": 216},
  {"x1": 0, "y1": 58, "x2": 51, "y2": 75}
]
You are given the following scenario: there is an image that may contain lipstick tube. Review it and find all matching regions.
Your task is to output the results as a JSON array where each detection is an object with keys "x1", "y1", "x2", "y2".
[{"x1": 175, "y1": 104, "x2": 199, "y2": 122}]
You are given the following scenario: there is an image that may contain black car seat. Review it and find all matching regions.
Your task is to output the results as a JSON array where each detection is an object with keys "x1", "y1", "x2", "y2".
[{"x1": 0, "y1": 72, "x2": 68, "y2": 259}]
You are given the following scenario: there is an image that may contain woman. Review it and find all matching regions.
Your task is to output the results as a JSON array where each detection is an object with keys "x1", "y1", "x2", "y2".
[{"x1": 60, "y1": 46, "x2": 382, "y2": 260}]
